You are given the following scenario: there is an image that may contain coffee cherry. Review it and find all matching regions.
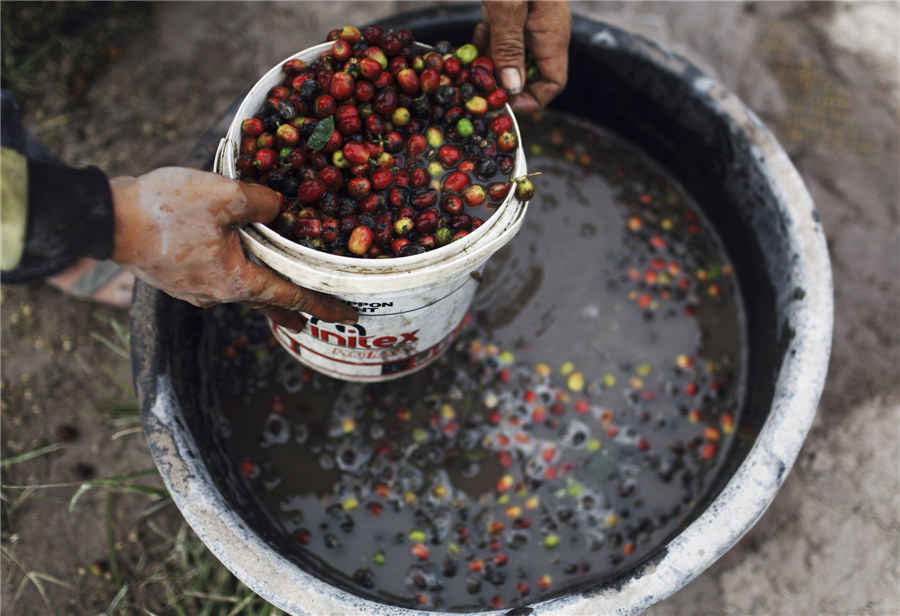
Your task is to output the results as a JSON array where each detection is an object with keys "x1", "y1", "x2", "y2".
[
  {"x1": 438, "y1": 145, "x2": 461, "y2": 168},
  {"x1": 393, "y1": 217, "x2": 414, "y2": 237},
  {"x1": 381, "y1": 33, "x2": 403, "y2": 57},
  {"x1": 375, "y1": 151, "x2": 395, "y2": 167},
  {"x1": 347, "y1": 176, "x2": 371, "y2": 198},
  {"x1": 389, "y1": 185, "x2": 411, "y2": 207},
  {"x1": 365, "y1": 114, "x2": 385, "y2": 136},
  {"x1": 414, "y1": 208, "x2": 439, "y2": 233},
  {"x1": 486, "y1": 88, "x2": 508, "y2": 110},
  {"x1": 323, "y1": 129, "x2": 343, "y2": 153},
  {"x1": 474, "y1": 155, "x2": 498, "y2": 181},
  {"x1": 330, "y1": 72, "x2": 355, "y2": 100},
  {"x1": 241, "y1": 118, "x2": 266, "y2": 137},
  {"x1": 441, "y1": 194, "x2": 464, "y2": 215},
  {"x1": 433, "y1": 226, "x2": 451, "y2": 246},
  {"x1": 337, "y1": 116, "x2": 362, "y2": 135},
  {"x1": 298, "y1": 77, "x2": 321, "y2": 101},
  {"x1": 451, "y1": 213, "x2": 472, "y2": 230},
  {"x1": 268, "y1": 85, "x2": 290, "y2": 100},
  {"x1": 455, "y1": 43, "x2": 478, "y2": 65},
  {"x1": 407, "y1": 134, "x2": 427, "y2": 157},
  {"x1": 348, "y1": 225, "x2": 374, "y2": 255},
  {"x1": 358, "y1": 57, "x2": 383, "y2": 81},
  {"x1": 294, "y1": 217, "x2": 322, "y2": 239},
  {"x1": 276, "y1": 124, "x2": 300, "y2": 148},
  {"x1": 298, "y1": 178, "x2": 326, "y2": 203},
  {"x1": 321, "y1": 217, "x2": 339, "y2": 243},
  {"x1": 237, "y1": 154, "x2": 256, "y2": 176},
  {"x1": 354, "y1": 80, "x2": 375, "y2": 102},
  {"x1": 319, "y1": 166, "x2": 343, "y2": 190},
  {"x1": 390, "y1": 237, "x2": 410, "y2": 255},
  {"x1": 274, "y1": 210, "x2": 296, "y2": 236},
  {"x1": 443, "y1": 171, "x2": 469, "y2": 193},
  {"x1": 363, "y1": 24, "x2": 384, "y2": 45},
  {"x1": 497, "y1": 131, "x2": 517, "y2": 152},
  {"x1": 283, "y1": 58, "x2": 308, "y2": 76},
  {"x1": 426, "y1": 126, "x2": 443, "y2": 148},
  {"x1": 339, "y1": 25, "x2": 361, "y2": 44},
  {"x1": 240, "y1": 135, "x2": 258, "y2": 156},
  {"x1": 457, "y1": 118, "x2": 474, "y2": 138},
  {"x1": 332, "y1": 39, "x2": 352, "y2": 62},
  {"x1": 391, "y1": 107, "x2": 411, "y2": 127},
  {"x1": 257, "y1": 132, "x2": 276, "y2": 149},
  {"x1": 410, "y1": 167, "x2": 430, "y2": 189},
  {"x1": 488, "y1": 182, "x2": 511, "y2": 203},
  {"x1": 370, "y1": 167, "x2": 393, "y2": 191},
  {"x1": 358, "y1": 192, "x2": 383, "y2": 214},
  {"x1": 315, "y1": 95, "x2": 337, "y2": 118},
  {"x1": 420, "y1": 68, "x2": 440, "y2": 94},
  {"x1": 342, "y1": 142, "x2": 370, "y2": 165},
  {"x1": 514, "y1": 179, "x2": 534, "y2": 201},
  {"x1": 412, "y1": 188, "x2": 438, "y2": 210},
  {"x1": 254, "y1": 148, "x2": 278, "y2": 173},
  {"x1": 465, "y1": 96, "x2": 488, "y2": 115},
  {"x1": 470, "y1": 66, "x2": 496, "y2": 92},
  {"x1": 363, "y1": 46, "x2": 388, "y2": 69},
  {"x1": 461, "y1": 184, "x2": 486, "y2": 207},
  {"x1": 372, "y1": 89, "x2": 398, "y2": 116},
  {"x1": 396, "y1": 68, "x2": 419, "y2": 94}
]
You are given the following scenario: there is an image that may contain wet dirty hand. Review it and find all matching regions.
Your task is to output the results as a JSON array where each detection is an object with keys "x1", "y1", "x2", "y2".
[
  {"x1": 474, "y1": 1, "x2": 571, "y2": 114},
  {"x1": 109, "y1": 167, "x2": 357, "y2": 330}
]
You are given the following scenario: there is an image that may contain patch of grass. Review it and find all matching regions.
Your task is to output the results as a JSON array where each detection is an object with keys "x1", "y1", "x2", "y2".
[{"x1": 2, "y1": 315, "x2": 280, "y2": 615}]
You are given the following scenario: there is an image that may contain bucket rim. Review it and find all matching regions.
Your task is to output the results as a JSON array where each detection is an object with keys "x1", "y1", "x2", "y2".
[{"x1": 214, "y1": 41, "x2": 530, "y2": 277}]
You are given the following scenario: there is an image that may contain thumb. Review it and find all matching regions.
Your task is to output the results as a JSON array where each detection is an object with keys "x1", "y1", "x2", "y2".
[{"x1": 481, "y1": 0, "x2": 528, "y2": 95}]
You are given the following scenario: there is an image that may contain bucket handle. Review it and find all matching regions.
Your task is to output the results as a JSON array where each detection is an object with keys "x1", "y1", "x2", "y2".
[{"x1": 214, "y1": 137, "x2": 237, "y2": 178}]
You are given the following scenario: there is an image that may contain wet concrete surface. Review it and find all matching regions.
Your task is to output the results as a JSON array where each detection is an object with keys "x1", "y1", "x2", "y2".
[{"x1": 2, "y1": 1, "x2": 898, "y2": 614}]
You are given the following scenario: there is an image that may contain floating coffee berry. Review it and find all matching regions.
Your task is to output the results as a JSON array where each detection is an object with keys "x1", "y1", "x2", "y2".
[{"x1": 236, "y1": 23, "x2": 535, "y2": 258}]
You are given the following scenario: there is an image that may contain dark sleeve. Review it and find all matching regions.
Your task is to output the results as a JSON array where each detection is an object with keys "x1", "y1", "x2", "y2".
[
  {"x1": 23, "y1": 158, "x2": 115, "y2": 262},
  {"x1": 1, "y1": 89, "x2": 116, "y2": 282}
]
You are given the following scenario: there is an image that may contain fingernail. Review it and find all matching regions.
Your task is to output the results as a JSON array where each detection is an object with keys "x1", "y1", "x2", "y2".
[
  {"x1": 340, "y1": 318, "x2": 358, "y2": 325},
  {"x1": 501, "y1": 68, "x2": 523, "y2": 94}
]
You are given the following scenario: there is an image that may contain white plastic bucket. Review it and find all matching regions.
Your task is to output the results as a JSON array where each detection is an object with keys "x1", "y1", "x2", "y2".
[{"x1": 215, "y1": 42, "x2": 528, "y2": 382}]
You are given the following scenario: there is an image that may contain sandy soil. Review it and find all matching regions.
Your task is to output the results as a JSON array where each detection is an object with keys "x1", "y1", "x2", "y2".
[{"x1": 2, "y1": 2, "x2": 898, "y2": 615}]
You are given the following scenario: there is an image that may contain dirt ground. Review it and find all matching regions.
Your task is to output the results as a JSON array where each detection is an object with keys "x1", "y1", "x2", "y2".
[{"x1": 1, "y1": 2, "x2": 898, "y2": 615}]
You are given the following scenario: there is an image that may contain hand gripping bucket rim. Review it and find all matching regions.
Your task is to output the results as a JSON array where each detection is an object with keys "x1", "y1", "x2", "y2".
[{"x1": 214, "y1": 41, "x2": 529, "y2": 380}]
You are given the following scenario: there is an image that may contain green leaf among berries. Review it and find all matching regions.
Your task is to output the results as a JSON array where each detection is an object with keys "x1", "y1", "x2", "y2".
[{"x1": 306, "y1": 115, "x2": 334, "y2": 151}]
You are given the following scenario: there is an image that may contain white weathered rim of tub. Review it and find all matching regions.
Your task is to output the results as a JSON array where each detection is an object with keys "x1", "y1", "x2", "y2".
[{"x1": 139, "y1": 19, "x2": 833, "y2": 616}]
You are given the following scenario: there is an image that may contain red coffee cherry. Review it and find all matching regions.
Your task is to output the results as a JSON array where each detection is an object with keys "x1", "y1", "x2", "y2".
[
  {"x1": 407, "y1": 134, "x2": 427, "y2": 157},
  {"x1": 294, "y1": 217, "x2": 322, "y2": 240},
  {"x1": 370, "y1": 167, "x2": 394, "y2": 191},
  {"x1": 442, "y1": 171, "x2": 469, "y2": 193},
  {"x1": 241, "y1": 118, "x2": 265, "y2": 137},
  {"x1": 342, "y1": 142, "x2": 370, "y2": 165},
  {"x1": 254, "y1": 148, "x2": 278, "y2": 173},
  {"x1": 297, "y1": 179, "x2": 326, "y2": 203}
]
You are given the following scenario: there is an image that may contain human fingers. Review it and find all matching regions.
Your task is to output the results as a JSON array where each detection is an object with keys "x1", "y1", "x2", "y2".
[
  {"x1": 238, "y1": 258, "x2": 358, "y2": 325},
  {"x1": 472, "y1": 20, "x2": 490, "y2": 55},
  {"x1": 253, "y1": 305, "x2": 308, "y2": 333},
  {"x1": 232, "y1": 180, "x2": 283, "y2": 226},
  {"x1": 517, "y1": 1, "x2": 571, "y2": 111},
  {"x1": 480, "y1": 0, "x2": 529, "y2": 95}
]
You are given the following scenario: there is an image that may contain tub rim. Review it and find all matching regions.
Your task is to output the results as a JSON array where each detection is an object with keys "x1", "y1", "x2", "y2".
[{"x1": 134, "y1": 14, "x2": 833, "y2": 616}]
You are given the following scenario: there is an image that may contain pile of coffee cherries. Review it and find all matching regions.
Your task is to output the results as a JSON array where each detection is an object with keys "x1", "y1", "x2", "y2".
[{"x1": 236, "y1": 24, "x2": 531, "y2": 259}]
